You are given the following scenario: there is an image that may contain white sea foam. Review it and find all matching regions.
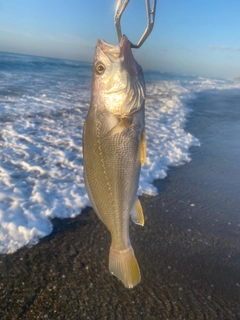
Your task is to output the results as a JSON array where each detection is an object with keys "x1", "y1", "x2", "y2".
[{"x1": 1, "y1": 53, "x2": 240, "y2": 253}]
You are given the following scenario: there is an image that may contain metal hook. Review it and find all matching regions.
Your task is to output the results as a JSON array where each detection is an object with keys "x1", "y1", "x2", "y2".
[{"x1": 114, "y1": 0, "x2": 157, "y2": 48}]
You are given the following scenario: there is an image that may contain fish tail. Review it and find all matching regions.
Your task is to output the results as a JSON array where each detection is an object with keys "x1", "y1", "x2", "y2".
[{"x1": 109, "y1": 246, "x2": 141, "y2": 288}]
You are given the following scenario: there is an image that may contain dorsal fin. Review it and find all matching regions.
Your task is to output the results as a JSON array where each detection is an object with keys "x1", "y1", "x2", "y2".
[{"x1": 140, "y1": 130, "x2": 146, "y2": 166}]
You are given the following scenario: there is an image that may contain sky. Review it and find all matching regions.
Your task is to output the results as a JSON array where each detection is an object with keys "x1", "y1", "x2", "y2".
[{"x1": 0, "y1": 0, "x2": 240, "y2": 79}]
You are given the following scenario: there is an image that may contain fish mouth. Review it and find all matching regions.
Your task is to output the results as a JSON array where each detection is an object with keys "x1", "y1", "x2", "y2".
[
  {"x1": 97, "y1": 35, "x2": 138, "y2": 80},
  {"x1": 120, "y1": 35, "x2": 132, "y2": 56},
  {"x1": 97, "y1": 39, "x2": 121, "y2": 61},
  {"x1": 97, "y1": 35, "x2": 131, "y2": 62},
  {"x1": 120, "y1": 35, "x2": 139, "y2": 78}
]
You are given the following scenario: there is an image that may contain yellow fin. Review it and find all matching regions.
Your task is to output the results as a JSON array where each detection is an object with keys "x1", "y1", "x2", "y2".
[
  {"x1": 109, "y1": 247, "x2": 141, "y2": 288},
  {"x1": 105, "y1": 118, "x2": 131, "y2": 138},
  {"x1": 140, "y1": 130, "x2": 146, "y2": 166},
  {"x1": 131, "y1": 198, "x2": 144, "y2": 226}
]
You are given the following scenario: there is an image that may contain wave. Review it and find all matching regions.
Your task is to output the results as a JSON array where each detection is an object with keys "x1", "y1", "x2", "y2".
[
  {"x1": 0, "y1": 52, "x2": 240, "y2": 253},
  {"x1": 0, "y1": 51, "x2": 92, "y2": 73}
]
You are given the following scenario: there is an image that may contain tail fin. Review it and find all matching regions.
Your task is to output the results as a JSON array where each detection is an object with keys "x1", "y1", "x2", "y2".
[{"x1": 109, "y1": 247, "x2": 141, "y2": 288}]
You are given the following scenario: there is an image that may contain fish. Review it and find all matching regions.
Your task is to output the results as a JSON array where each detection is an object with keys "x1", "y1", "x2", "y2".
[{"x1": 83, "y1": 35, "x2": 146, "y2": 288}]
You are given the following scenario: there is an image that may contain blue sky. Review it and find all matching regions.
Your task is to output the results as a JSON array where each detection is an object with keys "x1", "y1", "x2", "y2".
[{"x1": 0, "y1": 0, "x2": 240, "y2": 79}]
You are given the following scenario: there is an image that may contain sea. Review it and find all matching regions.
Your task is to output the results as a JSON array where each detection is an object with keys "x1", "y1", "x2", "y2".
[{"x1": 0, "y1": 51, "x2": 240, "y2": 254}]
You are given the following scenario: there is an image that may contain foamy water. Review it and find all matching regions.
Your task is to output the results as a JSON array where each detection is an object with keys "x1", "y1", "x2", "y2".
[{"x1": 1, "y1": 52, "x2": 240, "y2": 253}]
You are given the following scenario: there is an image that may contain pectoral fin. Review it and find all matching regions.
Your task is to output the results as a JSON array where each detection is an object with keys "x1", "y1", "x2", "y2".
[
  {"x1": 104, "y1": 118, "x2": 131, "y2": 138},
  {"x1": 131, "y1": 198, "x2": 144, "y2": 226},
  {"x1": 140, "y1": 130, "x2": 146, "y2": 166}
]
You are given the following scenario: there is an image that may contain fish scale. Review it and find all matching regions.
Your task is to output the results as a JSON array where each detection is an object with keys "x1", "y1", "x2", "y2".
[{"x1": 83, "y1": 35, "x2": 146, "y2": 288}]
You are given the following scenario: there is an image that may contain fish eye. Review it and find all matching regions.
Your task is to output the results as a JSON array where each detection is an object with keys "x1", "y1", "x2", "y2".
[{"x1": 95, "y1": 62, "x2": 106, "y2": 75}]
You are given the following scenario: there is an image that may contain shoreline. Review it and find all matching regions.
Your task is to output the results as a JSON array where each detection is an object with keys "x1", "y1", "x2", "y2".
[
  {"x1": 1, "y1": 180, "x2": 240, "y2": 319},
  {"x1": 1, "y1": 90, "x2": 240, "y2": 319}
]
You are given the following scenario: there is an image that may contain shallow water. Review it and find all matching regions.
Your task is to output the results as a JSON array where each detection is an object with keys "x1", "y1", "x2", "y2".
[{"x1": 0, "y1": 51, "x2": 240, "y2": 253}]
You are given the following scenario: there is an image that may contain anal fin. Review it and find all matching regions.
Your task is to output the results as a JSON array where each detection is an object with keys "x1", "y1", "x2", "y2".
[{"x1": 131, "y1": 198, "x2": 144, "y2": 226}]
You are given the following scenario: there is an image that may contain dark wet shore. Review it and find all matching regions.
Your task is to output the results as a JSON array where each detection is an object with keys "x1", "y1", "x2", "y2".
[{"x1": 1, "y1": 90, "x2": 240, "y2": 319}]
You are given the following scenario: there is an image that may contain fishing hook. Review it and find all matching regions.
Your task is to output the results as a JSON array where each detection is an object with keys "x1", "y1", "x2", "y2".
[{"x1": 114, "y1": 0, "x2": 157, "y2": 48}]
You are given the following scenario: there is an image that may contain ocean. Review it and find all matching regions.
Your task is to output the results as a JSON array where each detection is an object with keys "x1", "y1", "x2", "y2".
[{"x1": 0, "y1": 51, "x2": 240, "y2": 254}]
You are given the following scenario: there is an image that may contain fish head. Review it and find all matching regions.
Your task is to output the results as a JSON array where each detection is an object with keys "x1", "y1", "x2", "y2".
[{"x1": 92, "y1": 35, "x2": 145, "y2": 117}]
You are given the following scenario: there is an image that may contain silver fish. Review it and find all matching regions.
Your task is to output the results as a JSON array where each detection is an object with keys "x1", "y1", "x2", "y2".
[{"x1": 83, "y1": 35, "x2": 146, "y2": 288}]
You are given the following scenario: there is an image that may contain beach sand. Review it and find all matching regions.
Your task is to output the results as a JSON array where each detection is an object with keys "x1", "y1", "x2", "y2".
[{"x1": 1, "y1": 90, "x2": 240, "y2": 319}]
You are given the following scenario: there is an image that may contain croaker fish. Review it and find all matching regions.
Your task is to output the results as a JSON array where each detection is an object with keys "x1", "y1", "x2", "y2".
[{"x1": 83, "y1": 35, "x2": 146, "y2": 288}]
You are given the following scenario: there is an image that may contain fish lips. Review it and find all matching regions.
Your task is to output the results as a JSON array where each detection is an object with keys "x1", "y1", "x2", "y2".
[{"x1": 122, "y1": 35, "x2": 142, "y2": 79}]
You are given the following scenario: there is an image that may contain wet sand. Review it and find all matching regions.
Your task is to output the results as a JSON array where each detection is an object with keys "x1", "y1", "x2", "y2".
[{"x1": 1, "y1": 90, "x2": 240, "y2": 319}]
